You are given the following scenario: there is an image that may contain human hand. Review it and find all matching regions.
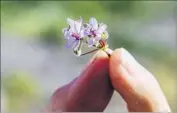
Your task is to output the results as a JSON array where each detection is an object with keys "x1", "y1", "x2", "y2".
[
  {"x1": 47, "y1": 51, "x2": 113, "y2": 112},
  {"x1": 109, "y1": 48, "x2": 171, "y2": 112},
  {"x1": 47, "y1": 48, "x2": 171, "y2": 112}
]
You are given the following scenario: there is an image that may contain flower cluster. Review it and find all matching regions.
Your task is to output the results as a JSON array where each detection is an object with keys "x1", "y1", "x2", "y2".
[{"x1": 62, "y1": 17, "x2": 109, "y2": 56}]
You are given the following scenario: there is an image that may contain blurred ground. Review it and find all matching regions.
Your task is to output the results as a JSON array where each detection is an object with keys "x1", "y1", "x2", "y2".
[{"x1": 1, "y1": 1, "x2": 177, "y2": 113}]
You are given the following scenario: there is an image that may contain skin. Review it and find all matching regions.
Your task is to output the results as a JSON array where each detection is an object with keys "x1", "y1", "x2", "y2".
[
  {"x1": 47, "y1": 51, "x2": 113, "y2": 112},
  {"x1": 46, "y1": 48, "x2": 171, "y2": 112},
  {"x1": 109, "y1": 48, "x2": 171, "y2": 112}
]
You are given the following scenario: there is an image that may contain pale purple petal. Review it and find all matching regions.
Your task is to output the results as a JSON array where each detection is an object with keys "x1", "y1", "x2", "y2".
[
  {"x1": 88, "y1": 38, "x2": 95, "y2": 47},
  {"x1": 80, "y1": 27, "x2": 90, "y2": 38},
  {"x1": 95, "y1": 36, "x2": 101, "y2": 41},
  {"x1": 64, "y1": 35, "x2": 69, "y2": 40},
  {"x1": 62, "y1": 28, "x2": 67, "y2": 34},
  {"x1": 65, "y1": 37, "x2": 76, "y2": 48},
  {"x1": 67, "y1": 18, "x2": 76, "y2": 32},
  {"x1": 89, "y1": 17, "x2": 98, "y2": 30},
  {"x1": 73, "y1": 40, "x2": 80, "y2": 49},
  {"x1": 64, "y1": 34, "x2": 70, "y2": 40},
  {"x1": 63, "y1": 29, "x2": 70, "y2": 39},
  {"x1": 79, "y1": 29, "x2": 85, "y2": 38},
  {"x1": 74, "y1": 17, "x2": 82, "y2": 33},
  {"x1": 84, "y1": 30, "x2": 90, "y2": 36},
  {"x1": 97, "y1": 24, "x2": 107, "y2": 34},
  {"x1": 62, "y1": 28, "x2": 68, "y2": 37}
]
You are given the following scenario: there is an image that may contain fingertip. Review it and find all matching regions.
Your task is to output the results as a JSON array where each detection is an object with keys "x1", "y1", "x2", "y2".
[
  {"x1": 112, "y1": 48, "x2": 144, "y2": 76},
  {"x1": 85, "y1": 50, "x2": 110, "y2": 76},
  {"x1": 95, "y1": 50, "x2": 109, "y2": 59},
  {"x1": 110, "y1": 48, "x2": 125, "y2": 70},
  {"x1": 109, "y1": 48, "x2": 133, "y2": 89},
  {"x1": 109, "y1": 48, "x2": 124, "y2": 82},
  {"x1": 112, "y1": 47, "x2": 127, "y2": 59}
]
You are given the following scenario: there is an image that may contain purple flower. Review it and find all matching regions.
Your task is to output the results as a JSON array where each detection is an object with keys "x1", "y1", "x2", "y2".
[
  {"x1": 86, "y1": 17, "x2": 108, "y2": 47},
  {"x1": 62, "y1": 17, "x2": 86, "y2": 48}
]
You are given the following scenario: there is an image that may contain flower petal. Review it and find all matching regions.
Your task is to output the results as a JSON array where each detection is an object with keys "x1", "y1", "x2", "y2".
[
  {"x1": 97, "y1": 24, "x2": 107, "y2": 34},
  {"x1": 65, "y1": 37, "x2": 76, "y2": 48},
  {"x1": 95, "y1": 36, "x2": 101, "y2": 41},
  {"x1": 64, "y1": 33, "x2": 71, "y2": 40},
  {"x1": 74, "y1": 17, "x2": 83, "y2": 33},
  {"x1": 62, "y1": 28, "x2": 67, "y2": 33},
  {"x1": 62, "y1": 28, "x2": 70, "y2": 38},
  {"x1": 80, "y1": 29, "x2": 85, "y2": 38},
  {"x1": 67, "y1": 18, "x2": 75, "y2": 32},
  {"x1": 84, "y1": 26, "x2": 92, "y2": 36},
  {"x1": 73, "y1": 40, "x2": 80, "y2": 49},
  {"x1": 88, "y1": 38, "x2": 95, "y2": 47},
  {"x1": 89, "y1": 17, "x2": 98, "y2": 30},
  {"x1": 83, "y1": 23, "x2": 91, "y2": 34},
  {"x1": 80, "y1": 27, "x2": 90, "y2": 38}
]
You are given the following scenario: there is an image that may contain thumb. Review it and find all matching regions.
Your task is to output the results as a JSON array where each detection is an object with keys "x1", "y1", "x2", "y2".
[
  {"x1": 109, "y1": 48, "x2": 171, "y2": 112},
  {"x1": 109, "y1": 48, "x2": 135, "y2": 100}
]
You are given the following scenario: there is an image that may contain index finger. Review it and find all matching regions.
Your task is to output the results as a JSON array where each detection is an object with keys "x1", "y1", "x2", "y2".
[{"x1": 48, "y1": 50, "x2": 114, "y2": 112}]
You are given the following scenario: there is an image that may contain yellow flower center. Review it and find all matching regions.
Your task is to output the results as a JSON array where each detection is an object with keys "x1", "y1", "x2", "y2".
[{"x1": 101, "y1": 32, "x2": 107, "y2": 40}]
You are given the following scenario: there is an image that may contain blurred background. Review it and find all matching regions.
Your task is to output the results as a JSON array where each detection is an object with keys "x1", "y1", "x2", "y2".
[{"x1": 1, "y1": 1, "x2": 177, "y2": 113}]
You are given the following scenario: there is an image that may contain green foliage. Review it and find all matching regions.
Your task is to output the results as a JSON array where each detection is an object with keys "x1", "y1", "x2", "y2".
[{"x1": 2, "y1": 71, "x2": 41, "y2": 112}]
